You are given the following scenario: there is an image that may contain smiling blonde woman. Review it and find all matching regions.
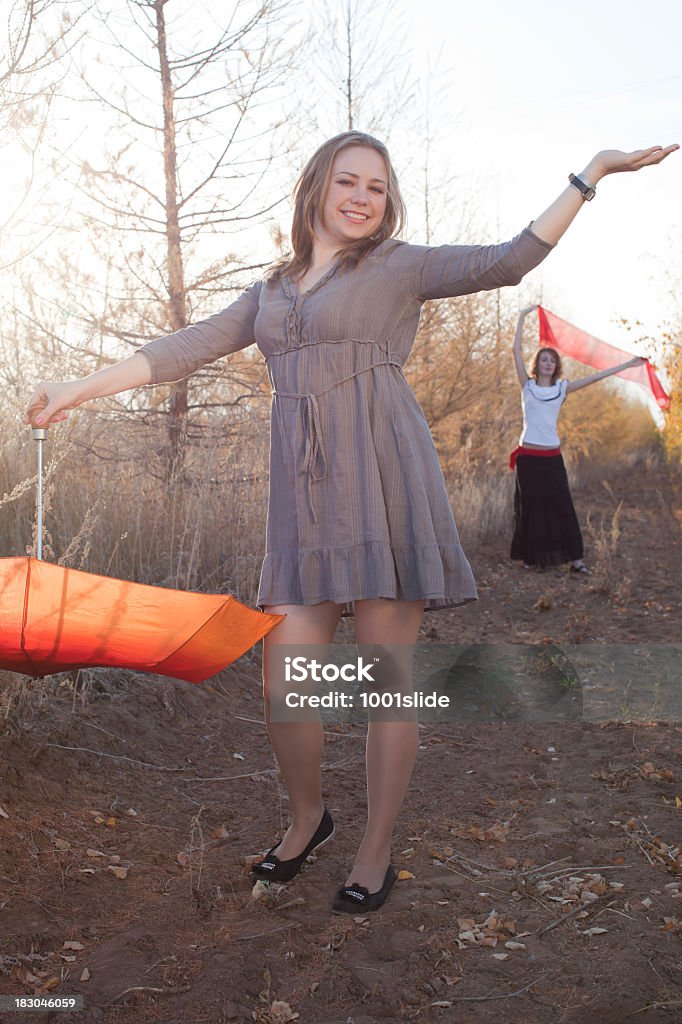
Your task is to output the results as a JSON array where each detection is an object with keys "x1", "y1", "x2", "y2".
[{"x1": 25, "y1": 130, "x2": 678, "y2": 913}]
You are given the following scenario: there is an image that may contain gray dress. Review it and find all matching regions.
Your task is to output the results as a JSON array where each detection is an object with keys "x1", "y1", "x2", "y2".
[{"x1": 139, "y1": 227, "x2": 554, "y2": 614}]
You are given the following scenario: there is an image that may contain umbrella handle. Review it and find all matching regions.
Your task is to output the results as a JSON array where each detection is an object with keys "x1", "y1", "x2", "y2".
[{"x1": 32, "y1": 425, "x2": 49, "y2": 560}]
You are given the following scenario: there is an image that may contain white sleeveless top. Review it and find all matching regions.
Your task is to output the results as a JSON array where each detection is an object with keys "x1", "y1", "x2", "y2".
[{"x1": 519, "y1": 379, "x2": 568, "y2": 447}]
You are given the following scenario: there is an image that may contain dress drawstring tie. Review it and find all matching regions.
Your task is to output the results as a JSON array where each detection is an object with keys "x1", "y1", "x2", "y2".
[{"x1": 272, "y1": 359, "x2": 403, "y2": 523}]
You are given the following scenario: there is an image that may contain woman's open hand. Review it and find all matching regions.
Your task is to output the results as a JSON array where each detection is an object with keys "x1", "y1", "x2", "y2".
[{"x1": 588, "y1": 145, "x2": 679, "y2": 182}]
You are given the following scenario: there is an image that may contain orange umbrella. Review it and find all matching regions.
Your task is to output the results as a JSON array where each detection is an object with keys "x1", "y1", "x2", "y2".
[
  {"x1": 0, "y1": 427, "x2": 283, "y2": 682},
  {"x1": 0, "y1": 556, "x2": 283, "y2": 683}
]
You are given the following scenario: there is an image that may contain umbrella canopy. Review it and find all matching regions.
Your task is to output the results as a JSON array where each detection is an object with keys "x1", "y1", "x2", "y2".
[{"x1": 0, "y1": 556, "x2": 284, "y2": 683}]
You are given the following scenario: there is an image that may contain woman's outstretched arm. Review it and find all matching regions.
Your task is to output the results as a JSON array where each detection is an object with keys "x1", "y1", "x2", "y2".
[
  {"x1": 512, "y1": 305, "x2": 537, "y2": 386},
  {"x1": 529, "y1": 144, "x2": 679, "y2": 246},
  {"x1": 24, "y1": 353, "x2": 153, "y2": 427},
  {"x1": 566, "y1": 355, "x2": 645, "y2": 394},
  {"x1": 24, "y1": 281, "x2": 262, "y2": 427}
]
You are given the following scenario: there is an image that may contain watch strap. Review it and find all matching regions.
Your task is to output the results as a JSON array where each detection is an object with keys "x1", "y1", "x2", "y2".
[{"x1": 568, "y1": 173, "x2": 596, "y2": 201}]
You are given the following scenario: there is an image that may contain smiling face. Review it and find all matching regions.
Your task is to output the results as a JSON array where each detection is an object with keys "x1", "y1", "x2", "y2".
[{"x1": 316, "y1": 145, "x2": 388, "y2": 246}]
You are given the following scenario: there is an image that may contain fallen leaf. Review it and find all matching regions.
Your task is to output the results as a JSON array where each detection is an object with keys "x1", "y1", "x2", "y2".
[
  {"x1": 504, "y1": 941, "x2": 526, "y2": 951},
  {"x1": 0, "y1": 805, "x2": 9, "y2": 819},
  {"x1": 268, "y1": 999, "x2": 299, "y2": 1022},
  {"x1": 582, "y1": 927, "x2": 608, "y2": 937},
  {"x1": 107, "y1": 865, "x2": 128, "y2": 880},
  {"x1": 86, "y1": 849, "x2": 106, "y2": 858},
  {"x1": 492, "y1": 953, "x2": 510, "y2": 961},
  {"x1": 443, "y1": 975, "x2": 462, "y2": 986},
  {"x1": 177, "y1": 851, "x2": 190, "y2": 867},
  {"x1": 39, "y1": 976, "x2": 61, "y2": 993},
  {"x1": 251, "y1": 879, "x2": 279, "y2": 904},
  {"x1": 62, "y1": 941, "x2": 85, "y2": 951},
  {"x1": 212, "y1": 825, "x2": 229, "y2": 840},
  {"x1": 126, "y1": 808, "x2": 138, "y2": 816},
  {"x1": 397, "y1": 870, "x2": 415, "y2": 881},
  {"x1": 80, "y1": 968, "x2": 90, "y2": 982},
  {"x1": 432, "y1": 1001, "x2": 452, "y2": 1008},
  {"x1": 60, "y1": 955, "x2": 76, "y2": 963},
  {"x1": 244, "y1": 853, "x2": 266, "y2": 868},
  {"x1": 54, "y1": 838, "x2": 70, "y2": 851}
]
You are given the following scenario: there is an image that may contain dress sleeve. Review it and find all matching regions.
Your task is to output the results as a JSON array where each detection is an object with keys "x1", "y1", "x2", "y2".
[
  {"x1": 137, "y1": 281, "x2": 261, "y2": 384},
  {"x1": 400, "y1": 226, "x2": 554, "y2": 301}
]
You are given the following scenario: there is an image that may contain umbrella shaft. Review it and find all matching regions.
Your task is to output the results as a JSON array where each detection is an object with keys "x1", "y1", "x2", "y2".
[{"x1": 37, "y1": 438, "x2": 43, "y2": 560}]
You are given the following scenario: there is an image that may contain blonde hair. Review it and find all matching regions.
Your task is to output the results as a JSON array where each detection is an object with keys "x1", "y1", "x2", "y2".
[
  {"x1": 531, "y1": 347, "x2": 563, "y2": 384},
  {"x1": 267, "y1": 131, "x2": 406, "y2": 282}
]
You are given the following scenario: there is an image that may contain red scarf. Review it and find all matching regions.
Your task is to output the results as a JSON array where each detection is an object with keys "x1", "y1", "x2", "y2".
[{"x1": 537, "y1": 306, "x2": 670, "y2": 410}]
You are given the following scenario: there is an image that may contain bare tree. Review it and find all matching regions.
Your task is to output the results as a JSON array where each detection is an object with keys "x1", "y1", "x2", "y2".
[
  {"x1": 0, "y1": 1, "x2": 84, "y2": 270},
  {"x1": 17, "y1": 0, "x2": 298, "y2": 476},
  {"x1": 311, "y1": 0, "x2": 415, "y2": 136}
]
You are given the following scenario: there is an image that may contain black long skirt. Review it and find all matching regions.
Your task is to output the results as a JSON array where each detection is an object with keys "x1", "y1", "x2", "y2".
[{"x1": 510, "y1": 453, "x2": 583, "y2": 567}]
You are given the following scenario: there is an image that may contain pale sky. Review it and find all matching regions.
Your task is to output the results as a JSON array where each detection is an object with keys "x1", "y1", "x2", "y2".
[
  {"x1": 403, "y1": 0, "x2": 682, "y2": 352},
  {"x1": 3, "y1": 0, "x2": 681, "y2": 378}
]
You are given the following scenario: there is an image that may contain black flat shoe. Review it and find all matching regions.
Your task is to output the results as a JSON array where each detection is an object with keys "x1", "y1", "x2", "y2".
[
  {"x1": 331, "y1": 865, "x2": 397, "y2": 914},
  {"x1": 251, "y1": 808, "x2": 334, "y2": 884}
]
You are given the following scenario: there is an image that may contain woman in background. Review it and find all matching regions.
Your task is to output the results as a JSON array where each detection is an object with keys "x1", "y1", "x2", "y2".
[{"x1": 510, "y1": 305, "x2": 644, "y2": 573}]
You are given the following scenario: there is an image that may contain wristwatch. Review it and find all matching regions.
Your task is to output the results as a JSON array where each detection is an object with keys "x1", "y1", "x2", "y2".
[{"x1": 568, "y1": 173, "x2": 596, "y2": 201}]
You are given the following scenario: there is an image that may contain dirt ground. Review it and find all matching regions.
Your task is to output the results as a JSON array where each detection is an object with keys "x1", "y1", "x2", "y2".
[{"x1": 1, "y1": 461, "x2": 680, "y2": 1024}]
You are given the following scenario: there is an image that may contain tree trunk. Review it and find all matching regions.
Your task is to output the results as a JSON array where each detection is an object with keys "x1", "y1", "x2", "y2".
[
  {"x1": 345, "y1": 0, "x2": 353, "y2": 129},
  {"x1": 155, "y1": 0, "x2": 188, "y2": 477}
]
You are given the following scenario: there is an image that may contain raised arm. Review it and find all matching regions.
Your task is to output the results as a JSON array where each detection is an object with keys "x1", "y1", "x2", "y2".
[
  {"x1": 512, "y1": 305, "x2": 537, "y2": 387},
  {"x1": 529, "y1": 145, "x2": 678, "y2": 246},
  {"x1": 566, "y1": 355, "x2": 645, "y2": 394}
]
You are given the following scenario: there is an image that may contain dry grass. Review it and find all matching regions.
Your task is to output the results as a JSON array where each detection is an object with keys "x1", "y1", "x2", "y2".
[
  {"x1": 1, "y1": 408, "x2": 661, "y2": 598},
  {"x1": 1, "y1": 412, "x2": 270, "y2": 606}
]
